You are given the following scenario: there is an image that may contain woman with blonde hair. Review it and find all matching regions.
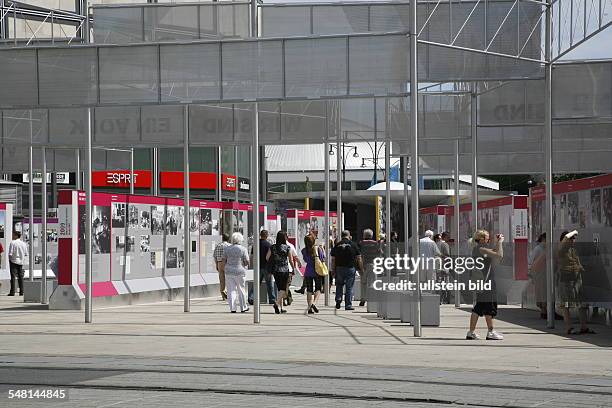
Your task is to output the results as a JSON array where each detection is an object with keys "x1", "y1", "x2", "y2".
[
  {"x1": 221, "y1": 232, "x2": 250, "y2": 313},
  {"x1": 466, "y1": 229, "x2": 505, "y2": 340}
]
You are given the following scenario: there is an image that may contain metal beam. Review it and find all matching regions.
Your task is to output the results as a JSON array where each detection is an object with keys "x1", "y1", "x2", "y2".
[
  {"x1": 183, "y1": 105, "x2": 190, "y2": 313},
  {"x1": 454, "y1": 139, "x2": 461, "y2": 308},
  {"x1": 41, "y1": 147, "x2": 48, "y2": 304},
  {"x1": 252, "y1": 103, "x2": 261, "y2": 323},
  {"x1": 544, "y1": 0, "x2": 555, "y2": 329},
  {"x1": 410, "y1": 0, "x2": 421, "y2": 338},
  {"x1": 324, "y1": 141, "x2": 331, "y2": 307},
  {"x1": 85, "y1": 107, "x2": 93, "y2": 323},
  {"x1": 28, "y1": 145, "x2": 34, "y2": 282}
]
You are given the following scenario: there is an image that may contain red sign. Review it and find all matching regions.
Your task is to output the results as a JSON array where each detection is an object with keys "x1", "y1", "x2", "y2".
[
  {"x1": 92, "y1": 170, "x2": 152, "y2": 188},
  {"x1": 222, "y1": 174, "x2": 237, "y2": 191},
  {"x1": 159, "y1": 172, "x2": 216, "y2": 190}
]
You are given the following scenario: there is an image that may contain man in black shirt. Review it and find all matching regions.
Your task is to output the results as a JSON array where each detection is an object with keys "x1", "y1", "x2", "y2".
[
  {"x1": 248, "y1": 230, "x2": 277, "y2": 305},
  {"x1": 331, "y1": 230, "x2": 363, "y2": 310}
]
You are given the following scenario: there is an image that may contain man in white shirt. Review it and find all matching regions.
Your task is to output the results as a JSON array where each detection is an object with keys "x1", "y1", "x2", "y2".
[
  {"x1": 419, "y1": 230, "x2": 441, "y2": 282},
  {"x1": 8, "y1": 231, "x2": 29, "y2": 296}
]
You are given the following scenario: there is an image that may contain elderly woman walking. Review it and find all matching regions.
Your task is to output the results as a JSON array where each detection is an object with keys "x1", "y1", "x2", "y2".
[{"x1": 222, "y1": 232, "x2": 250, "y2": 313}]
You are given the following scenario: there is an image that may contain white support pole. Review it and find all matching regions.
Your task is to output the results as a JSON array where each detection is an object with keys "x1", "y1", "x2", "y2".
[
  {"x1": 152, "y1": 148, "x2": 159, "y2": 196},
  {"x1": 184, "y1": 105, "x2": 191, "y2": 313},
  {"x1": 252, "y1": 103, "x2": 261, "y2": 324},
  {"x1": 130, "y1": 148, "x2": 135, "y2": 195},
  {"x1": 234, "y1": 145, "x2": 239, "y2": 203},
  {"x1": 28, "y1": 145, "x2": 34, "y2": 282},
  {"x1": 324, "y1": 142, "x2": 331, "y2": 306},
  {"x1": 410, "y1": 0, "x2": 421, "y2": 337},
  {"x1": 385, "y1": 141, "x2": 391, "y2": 280},
  {"x1": 85, "y1": 108, "x2": 93, "y2": 323},
  {"x1": 454, "y1": 139, "x2": 461, "y2": 308},
  {"x1": 41, "y1": 147, "x2": 48, "y2": 304},
  {"x1": 216, "y1": 146, "x2": 222, "y2": 201},
  {"x1": 336, "y1": 140, "x2": 343, "y2": 233},
  {"x1": 544, "y1": 0, "x2": 555, "y2": 329},
  {"x1": 75, "y1": 149, "x2": 81, "y2": 190},
  {"x1": 471, "y1": 91, "x2": 478, "y2": 234}
]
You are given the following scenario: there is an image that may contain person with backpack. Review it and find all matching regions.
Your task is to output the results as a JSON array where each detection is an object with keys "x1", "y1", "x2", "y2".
[
  {"x1": 331, "y1": 230, "x2": 363, "y2": 310},
  {"x1": 302, "y1": 234, "x2": 325, "y2": 314},
  {"x1": 266, "y1": 230, "x2": 295, "y2": 314}
]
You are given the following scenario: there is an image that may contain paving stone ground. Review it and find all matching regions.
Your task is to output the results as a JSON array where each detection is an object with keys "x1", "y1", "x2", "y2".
[{"x1": 1, "y1": 293, "x2": 611, "y2": 407}]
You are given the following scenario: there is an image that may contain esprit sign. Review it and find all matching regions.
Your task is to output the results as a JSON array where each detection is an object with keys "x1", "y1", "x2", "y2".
[
  {"x1": 222, "y1": 174, "x2": 236, "y2": 191},
  {"x1": 92, "y1": 171, "x2": 152, "y2": 188}
]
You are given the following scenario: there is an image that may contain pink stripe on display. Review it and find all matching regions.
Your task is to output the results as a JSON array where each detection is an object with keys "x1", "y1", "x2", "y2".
[{"x1": 78, "y1": 282, "x2": 119, "y2": 298}]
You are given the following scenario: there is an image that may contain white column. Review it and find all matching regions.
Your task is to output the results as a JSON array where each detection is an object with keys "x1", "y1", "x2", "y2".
[
  {"x1": 471, "y1": 91, "x2": 478, "y2": 234},
  {"x1": 152, "y1": 148, "x2": 159, "y2": 196},
  {"x1": 184, "y1": 105, "x2": 191, "y2": 313},
  {"x1": 544, "y1": 0, "x2": 555, "y2": 329},
  {"x1": 336, "y1": 140, "x2": 342, "y2": 233},
  {"x1": 41, "y1": 147, "x2": 48, "y2": 304},
  {"x1": 252, "y1": 103, "x2": 261, "y2": 323},
  {"x1": 85, "y1": 108, "x2": 93, "y2": 323},
  {"x1": 454, "y1": 139, "x2": 461, "y2": 308},
  {"x1": 324, "y1": 142, "x2": 331, "y2": 306},
  {"x1": 410, "y1": 0, "x2": 421, "y2": 337},
  {"x1": 130, "y1": 148, "x2": 135, "y2": 195},
  {"x1": 28, "y1": 145, "x2": 34, "y2": 282}
]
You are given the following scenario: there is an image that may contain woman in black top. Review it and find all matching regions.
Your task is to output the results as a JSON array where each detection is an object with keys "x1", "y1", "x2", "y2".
[{"x1": 266, "y1": 230, "x2": 295, "y2": 314}]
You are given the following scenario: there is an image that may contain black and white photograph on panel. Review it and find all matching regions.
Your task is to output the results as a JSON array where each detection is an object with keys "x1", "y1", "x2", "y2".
[
  {"x1": 126, "y1": 236, "x2": 136, "y2": 253},
  {"x1": 151, "y1": 205, "x2": 165, "y2": 235},
  {"x1": 140, "y1": 235, "x2": 150, "y2": 253},
  {"x1": 591, "y1": 189, "x2": 602, "y2": 225},
  {"x1": 112, "y1": 202, "x2": 126, "y2": 228},
  {"x1": 200, "y1": 209, "x2": 212, "y2": 236},
  {"x1": 129, "y1": 205, "x2": 139, "y2": 228},
  {"x1": 166, "y1": 247, "x2": 178, "y2": 269},
  {"x1": 166, "y1": 207, "x2": 180, "y2": 236},
  {"x1": 92, "y1": 205, "x2": 111, "y2": 254},
  {"x1": 189, "y1": 208, "x2": 199, "y2": 233},
  {"x1": 178, "y1": 250, "x2": 185, "y2": 268},
  {"x1": 116, "y1": 235, "x2": 126, "y2": 251},
  {"x1": 78, "y1": 205, "x2": 86, "y2": 255},
  {"x1": 236, "y1": 210, "x2": 244, "y2": 235},
  {"x1": 604, "y1": 188, "x2": 612, "y2": 227},
  {"x1": 140, "y1": 209, "x2": 151, "y2": 229},
  {"x1": 568, "y1": 192, "x2": 579, "y2": 225}
]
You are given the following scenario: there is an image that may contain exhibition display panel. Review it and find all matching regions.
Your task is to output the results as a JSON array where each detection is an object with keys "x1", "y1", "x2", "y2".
[{"x1": 50, "y1": 190, "x2": 263, "y2": 309}]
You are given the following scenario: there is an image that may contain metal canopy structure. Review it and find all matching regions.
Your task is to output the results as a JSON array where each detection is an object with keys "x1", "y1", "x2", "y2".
[{"x1": 0, "y1": 0, "x2": 611, "y2": 334}]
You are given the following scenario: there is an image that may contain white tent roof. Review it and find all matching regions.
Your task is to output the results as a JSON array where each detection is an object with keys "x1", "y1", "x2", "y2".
[{"x1": 367, "y1": 181, "x2": 410, "y2": 191}]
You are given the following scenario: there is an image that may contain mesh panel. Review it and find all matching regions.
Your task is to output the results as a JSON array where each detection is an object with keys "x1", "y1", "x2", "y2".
[
  {"x1": 52, "y1": 149, "x2": 79, "y2": 172},
  {"x1": 419, "y1": 42, "x2": 544, "y2": 81},
  {"x1": 218, "y1": 3, "x2": 250, "y2": 38},
  {"x1": 160, "y1": 43, "x2": 220, "y2": 102},
  {"x1": 552, "y1": 62, "x2": 612, "y2": 119},
  {"x1": 553, "y1": 121, "x2": 612, "y2": 172},
  {"x1": 2, "y1": 146, "x2": 47, "y2": 171},
  {"x1": 2, "y1": 109, "x2": 48, "y2": 145},
  {"x1": 284, "y1": 37, "x2": 347, "y2": 97},
  {"x1": 369, "y1": 4, "x2": 411, "y2": 32},
  {"x1": 259, "y1": 102, "x2": 282, "y2": 144},
  {"x1": 281, "y1": 100, "x2": 327, "y2": 144},
  {"x1": 260, "y1": 6, "x2": 311, "y2": 37},
  {"x1": 0, "y1": 50, "x2": 37, "y2": 107},
  {"x1": 348, "y1": 35, "x2": 409, "y2": 96},
  {"x1": 142, "y1": 105, "x2": 184, "y2": 146},
  {"x1": 312, "y1": 5, "x2": 369, "y2": 35},
  {"x1": 99, "y1": 46, "x2": 159, "y2": 103},
  {"x1": 477, "y1": 79, "x2": 545, "y2": 126},
  {"x1": 189, "y1": 104, "x2": 233, "y2": 146},
  {"x1": 233, "y1": 103, "x2": 254, "y2": 143},
  {"x1": 48, "y1": 108, "x2": 89, "y2": 147},
  {"x1": 221, "y1": 41, "x2": 283, "y2": 100},
  {"x1": 93, "y1": 7, "x2": 144, "y2": 44},
  {"x1": 93, "y1": 106, "x2": 141, "y2": 146},
  {"x1": 145, "y1": 5, "x2": 199, "y2": 42},
  {"x1": 38, "y1": 48, "x2": 98, "y2": 106}
]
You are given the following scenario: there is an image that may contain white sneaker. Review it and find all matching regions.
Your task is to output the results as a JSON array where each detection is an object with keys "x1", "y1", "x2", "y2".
[
  {"x1": 486, "y1": 330, "x2": 504, "y2": 340},
  {"x1": 465, "y1": 331, "x2": 481, "y2": 340}
]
